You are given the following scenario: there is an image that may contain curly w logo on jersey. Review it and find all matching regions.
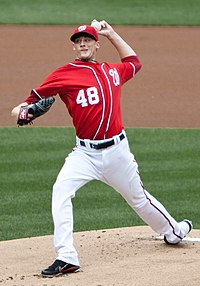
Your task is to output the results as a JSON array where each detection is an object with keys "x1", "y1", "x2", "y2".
[{"x1": 109, "y1": 68, "x2": 120, "y2": 86}]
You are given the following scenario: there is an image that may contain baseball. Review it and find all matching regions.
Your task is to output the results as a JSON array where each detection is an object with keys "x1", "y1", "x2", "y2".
[{"x1": 91, "y1": 20, "x2": 102, "y2": 31}]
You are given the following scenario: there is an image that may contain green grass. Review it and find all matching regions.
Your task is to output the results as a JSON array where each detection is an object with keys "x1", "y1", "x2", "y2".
[
  {"x1": 0, "y1": 0, "x2": 200, "y2": 25},
  {"x1": 0, "y1": 127, "x2": 199, "y2": 241}
]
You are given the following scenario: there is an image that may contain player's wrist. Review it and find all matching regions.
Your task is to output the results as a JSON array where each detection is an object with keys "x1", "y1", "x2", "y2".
[
  {"x1": 11, "y1": 106, "x2": 21, "y2": 118},
  {"x1": 107, "y1": 30, "x2": 118, "y2": 41},
  {"x1": 11, "y1": 102, "x2": 28, "y2": 117}
]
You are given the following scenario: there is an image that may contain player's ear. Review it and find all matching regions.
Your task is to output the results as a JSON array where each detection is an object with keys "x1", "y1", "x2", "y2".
[
  {"x1": 72, "y1": 43, "x2": 76, "y2": 50},
  {"x1": 96, "y1": 41, "x2": 100, "y2": 50}
]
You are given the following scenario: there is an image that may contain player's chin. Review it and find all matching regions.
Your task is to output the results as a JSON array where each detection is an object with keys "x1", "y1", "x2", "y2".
[{"x1": 79, "y1": 52, "x2": 92, "y2": 61}]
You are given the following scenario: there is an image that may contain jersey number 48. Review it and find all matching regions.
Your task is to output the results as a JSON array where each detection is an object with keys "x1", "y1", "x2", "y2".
[{"x1": 76, "y1": 87, "x2": 99, "y2": 107}]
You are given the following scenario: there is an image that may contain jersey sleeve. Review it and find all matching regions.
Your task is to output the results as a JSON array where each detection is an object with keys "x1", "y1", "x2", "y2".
[
  {"x1": 112, "y1": 55, "x2": 142, "y2": 86},
  {"x1": 23, "y1": 68, "x2": 65, "y2": 104},
  {"x1": 121, "y1": 55, "x2": 142, "y2": 75}
]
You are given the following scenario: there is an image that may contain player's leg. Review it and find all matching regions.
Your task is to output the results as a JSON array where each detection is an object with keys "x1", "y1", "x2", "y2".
[
  {"x1": 51, "y1": 148, "x2": 102, "y2": 266},
  {"x1": 102, "y1": 138, "x2": 192, "y2": 244}
]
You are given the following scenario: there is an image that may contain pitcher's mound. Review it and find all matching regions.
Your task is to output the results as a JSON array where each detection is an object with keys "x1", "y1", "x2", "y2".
[{"x1": 1, "y1": 226, "x2": 200, "y2": 286}]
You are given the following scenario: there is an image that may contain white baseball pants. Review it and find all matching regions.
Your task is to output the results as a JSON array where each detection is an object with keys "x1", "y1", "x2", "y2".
[{"x1": 52, "y1": 132, "x2": 190, "y2": 266}]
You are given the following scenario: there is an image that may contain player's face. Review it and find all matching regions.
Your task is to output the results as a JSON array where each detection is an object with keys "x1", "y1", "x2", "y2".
[{"x1": 73, "y1": 36, "x2": 100, "y2": 61}]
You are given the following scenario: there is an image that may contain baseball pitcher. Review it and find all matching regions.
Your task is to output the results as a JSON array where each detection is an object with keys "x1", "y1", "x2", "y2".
[{"x1": 11, "y1": 20, "x2": 192, "y2": 277}]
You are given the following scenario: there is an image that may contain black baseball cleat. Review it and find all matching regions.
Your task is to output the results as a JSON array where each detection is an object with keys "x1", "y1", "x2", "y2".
[
  {"x1": 164, "y1": 219, "x2": 193, "y2": 245},
  {"x1": 41, "y1": 259, "x2": 80, "y2": 277}
]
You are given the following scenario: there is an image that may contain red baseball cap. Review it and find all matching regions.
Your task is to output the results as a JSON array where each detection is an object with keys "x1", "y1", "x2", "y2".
[{"x1": 70, "y1": 25, "x2": 99, "y2": 42}]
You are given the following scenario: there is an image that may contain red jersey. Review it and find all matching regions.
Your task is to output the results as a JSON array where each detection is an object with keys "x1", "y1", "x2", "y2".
[{"x1": 24, "y1": 56, "x2": 142, "y2": 140}]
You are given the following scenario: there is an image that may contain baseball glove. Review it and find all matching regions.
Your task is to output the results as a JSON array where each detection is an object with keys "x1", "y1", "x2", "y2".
[{"x1": 17, "y1": 96, "x2": 55, "y2": 126}]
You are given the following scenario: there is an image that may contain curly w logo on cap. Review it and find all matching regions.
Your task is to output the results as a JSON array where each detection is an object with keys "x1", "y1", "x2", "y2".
[
  {"x1": 78, "y1": 25, "x2": 87, "y2": 32},
  {"x1": 70, "y1": 25, "x2": 99, "y2": 42}
]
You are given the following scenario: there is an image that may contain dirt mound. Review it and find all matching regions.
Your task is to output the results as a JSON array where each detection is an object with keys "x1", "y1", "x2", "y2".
[{"x1": 1, "y1": 226, "x2": 200, "y2": 286}]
